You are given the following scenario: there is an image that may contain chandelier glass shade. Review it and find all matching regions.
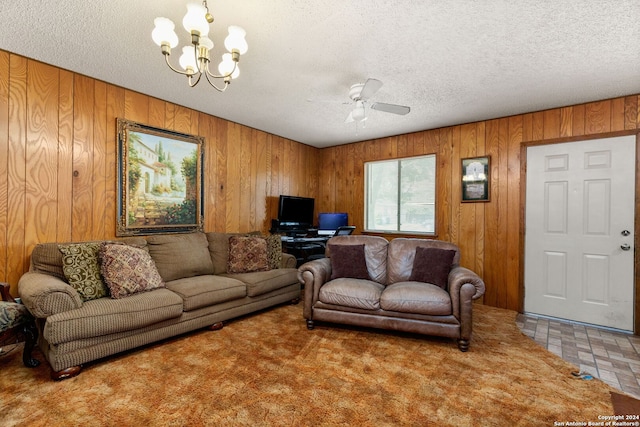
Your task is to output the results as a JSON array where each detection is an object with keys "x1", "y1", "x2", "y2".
[{"x1": 152, "y1": 1, "x2": 248, "y2": 91}]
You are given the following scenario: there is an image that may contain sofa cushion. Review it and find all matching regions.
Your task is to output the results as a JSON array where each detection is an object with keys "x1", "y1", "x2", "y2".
[
  {"x1": 100, "y1": 243, "x2": 165, "y2": 299},
  {"x1": 387, "y1": 238, "x2": 460, "y2": 284},
  {"x1": 58, "y1": 242, "x2": 109, "y2": 301},
  {"x1": 43, "y1": 288, "x2": 183, "y2": 344},
  {"x1": 30, "y1": 243, "x2": 67, "y2": 281},
  {"x1": 164, "y1": 275, "x2": 246, "y2": 311},
  {"x1": 227, "y1": 236, "x2": 269, "y2": 273},
  {"x1": 146, "y1": 232, "x2": 214, "y2": 282},
  {"x1": 380, "y1": 282, "x2": 452, "y2": 316},
  {"x1": 328, "y1": 244, "x2": 370, "y2": 280},
  {"x1": 319, "y1": 278, "x2": 384, "y2": 310},
  {"x1": 409, "y1": 247, "x2": 456, "y2": 289},
  {"x1": 223, "y1": 268, "x2": 298, "y2": 297}
]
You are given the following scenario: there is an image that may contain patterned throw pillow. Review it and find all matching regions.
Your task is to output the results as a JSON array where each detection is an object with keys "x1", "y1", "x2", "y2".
[
  {"x1": 100, "y1": 243, "x2": 165, "y2": 299},
  {"x1": 0, "y1": 302, "x2": 32, "y2": 333},
  {"x1": 227, "y1": 236, "x2": 269, "y2": 274},
  {"x1": 58, "y1": 242, "x2": 109, "y2": 301},
  {"x1": 265, "y1": 234, "x2": 282, "y2": 270}
]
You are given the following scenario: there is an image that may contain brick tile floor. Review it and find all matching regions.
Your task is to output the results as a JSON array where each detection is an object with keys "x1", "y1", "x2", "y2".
[{"x1": 516, "y1": 313, "x2": 640, "y2": 399}]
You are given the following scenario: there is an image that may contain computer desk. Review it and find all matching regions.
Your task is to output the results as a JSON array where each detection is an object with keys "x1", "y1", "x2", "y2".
[{"x1": 280, "y1": 236, "x2": 329, "y2": 266}]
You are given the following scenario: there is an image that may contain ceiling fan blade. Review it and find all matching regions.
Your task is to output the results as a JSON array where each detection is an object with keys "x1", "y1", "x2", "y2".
[
  {"x1": 370, "y1": 102, "x2": 410, "y2": 115},
  {"x1": 359, "y1": 78, "x2": 383, "y2": 100}
]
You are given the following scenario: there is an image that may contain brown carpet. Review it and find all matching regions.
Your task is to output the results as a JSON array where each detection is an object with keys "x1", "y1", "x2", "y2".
[{"x1": 0, "y1": 303, "x2": 627, "y2": 426}]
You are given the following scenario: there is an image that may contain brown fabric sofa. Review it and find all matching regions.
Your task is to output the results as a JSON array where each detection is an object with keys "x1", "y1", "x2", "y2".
[
  {"x1": 18, "y1": 232, "x2": 300, "y2": 379},
  {"x1": 298, "y1": 236, "x2": 485, "y2": 351}
]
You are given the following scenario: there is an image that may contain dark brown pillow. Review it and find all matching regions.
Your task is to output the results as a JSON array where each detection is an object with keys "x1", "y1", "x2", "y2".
[
  {"x1": 329, "y1": 244, "x2": 370, "y2": 280},
  {"x1": 409, "y1": 247, "x2": 456, "y2": 289}
]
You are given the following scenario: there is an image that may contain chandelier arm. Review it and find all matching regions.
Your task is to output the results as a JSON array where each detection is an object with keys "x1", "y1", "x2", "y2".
[
  {"x1": 163, "y1": 54, "x2": 195, "y2": 77},
  {"x1": 204, "y1": 60, "x2": 238, "y2": 80},
  {"x1": 203, "y1": 71, "x2": 229, "y2": 92},
  {"x1": 188, "y1": 72, "x2": 204, "y2": 87}
]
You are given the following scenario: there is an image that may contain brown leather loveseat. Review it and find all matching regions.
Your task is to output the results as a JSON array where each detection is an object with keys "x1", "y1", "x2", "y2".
[{"x1": 298, "y1": 235, "x2": 485, "y2": 351}]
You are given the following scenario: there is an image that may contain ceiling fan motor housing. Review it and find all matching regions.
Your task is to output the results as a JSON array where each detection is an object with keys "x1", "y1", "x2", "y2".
[{"x1": 349, "y1": 83, "x2": 365, "y2": 101}]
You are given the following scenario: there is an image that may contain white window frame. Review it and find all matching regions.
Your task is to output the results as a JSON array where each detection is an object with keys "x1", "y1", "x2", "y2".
[{"x1": 364, "y1": 154, "x2": 436, "y2": 235}]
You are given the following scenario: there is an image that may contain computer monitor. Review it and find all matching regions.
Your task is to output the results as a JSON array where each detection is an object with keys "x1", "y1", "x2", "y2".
[
  {"x1": 317, "y1": 212, "x2": 348, "y2": 235},
  {"x1": 277, "y1": 195, "x2": 315, "y2": 228}
]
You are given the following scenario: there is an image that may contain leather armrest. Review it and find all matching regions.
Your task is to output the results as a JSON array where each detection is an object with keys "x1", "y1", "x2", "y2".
[
  {"x1": 297, "y1": 257, "x2": 332, "y2": 319},
  {"x1": 448, "y1": 266, "x2": 485, "y2": 300},
  {"x1": 448, "y1": 266, "x2": 486, "y2": 320},
  {"x1": 18, "y1": 272, "x2": 83, "y2": 318}
]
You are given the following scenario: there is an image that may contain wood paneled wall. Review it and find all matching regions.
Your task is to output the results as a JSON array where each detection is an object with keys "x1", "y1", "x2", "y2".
[
  {"x1": 318, "y1": 96, "x2": 640, "y2": 311},
  {"x1": 2, "y1": 49, "x2": 639, "y2": 312},
  {"x1": 0, "y1": 51, "x2": 320, "y2": 294}
]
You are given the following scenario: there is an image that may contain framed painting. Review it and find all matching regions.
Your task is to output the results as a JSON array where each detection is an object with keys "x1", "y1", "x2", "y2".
[
  {"x1": 116, "y1": 118, "x2": 205, "y2": 236},
  {"x1": 461, "y1": 156, "x2": 490, "y2": 202}
]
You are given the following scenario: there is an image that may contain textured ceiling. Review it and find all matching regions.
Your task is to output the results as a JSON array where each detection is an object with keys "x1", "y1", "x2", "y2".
[{"x1": 1, "y1": 1, "x2": 639, "y2": 148}]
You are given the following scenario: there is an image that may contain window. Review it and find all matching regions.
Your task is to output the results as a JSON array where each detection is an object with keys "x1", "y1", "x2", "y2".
[{"x1": 364, "y1": 154, "x2": 436, "y2": 234}]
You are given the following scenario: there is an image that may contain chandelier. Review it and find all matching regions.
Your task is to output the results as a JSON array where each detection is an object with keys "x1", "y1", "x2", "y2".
[{"x1": 151, "y1": 0, "x2": 248, "y2": 92}]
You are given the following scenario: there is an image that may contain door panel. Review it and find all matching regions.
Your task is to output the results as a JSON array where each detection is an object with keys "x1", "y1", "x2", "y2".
[{"x1": 525, "y1": 135, "x2": 635, "y2": 331}]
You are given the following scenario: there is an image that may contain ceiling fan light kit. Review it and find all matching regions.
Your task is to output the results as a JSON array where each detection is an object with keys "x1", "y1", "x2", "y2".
[{"x1": 152, "y1": 0, "x2": 248, "y2": 92}]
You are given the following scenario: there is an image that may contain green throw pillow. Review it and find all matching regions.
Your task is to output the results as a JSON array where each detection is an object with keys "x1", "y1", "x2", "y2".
[{"x1": 58, "y1": 242, "x2": 108, "y2": 301}]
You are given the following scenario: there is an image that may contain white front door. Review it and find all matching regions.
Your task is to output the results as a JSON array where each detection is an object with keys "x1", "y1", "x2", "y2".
[{"x1": 524, "y1": 135, "x2": 636, "y2": 331}]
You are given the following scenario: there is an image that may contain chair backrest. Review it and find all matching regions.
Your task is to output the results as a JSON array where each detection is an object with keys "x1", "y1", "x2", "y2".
[{"x1": 333, "y1": 226, "x2": 355, "y2": 236}]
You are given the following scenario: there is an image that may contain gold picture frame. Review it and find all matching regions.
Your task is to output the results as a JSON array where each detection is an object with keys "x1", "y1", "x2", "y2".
[
  {"x1": 461, "y1": 156, "x2": 490, "y2": 202},
  {"x1": 116, "y1": 118, "x2": 204, "y2": 236}
]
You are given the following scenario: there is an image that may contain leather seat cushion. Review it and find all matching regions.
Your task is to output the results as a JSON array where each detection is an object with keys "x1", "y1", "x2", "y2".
[
  {"x1": 380, "y1": 281, "x2": 452, "y2": 315},
  {"x1": 319, "y1": 278, "x2": 384, "y2": 310}
]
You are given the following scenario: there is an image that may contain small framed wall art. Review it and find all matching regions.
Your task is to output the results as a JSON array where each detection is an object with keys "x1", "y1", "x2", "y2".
[{"x1": 461, "y1": 156, "x2": 490, "y2": 202}]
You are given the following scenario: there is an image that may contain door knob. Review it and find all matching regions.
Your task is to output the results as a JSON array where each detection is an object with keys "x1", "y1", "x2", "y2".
[
  {"x1": 621, "y1": 243, "x2": 631, "y2": 251},
  {"x1": 622, "y1": 230, "x2": 631, "y2": 236}
]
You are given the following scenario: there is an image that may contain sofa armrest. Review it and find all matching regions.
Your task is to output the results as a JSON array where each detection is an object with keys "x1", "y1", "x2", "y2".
[
  {"x1": 18, "y1": 272, "x2": 83, "y2": 318},
  {"x1": 280, "y1": 253, "x2": 297, "y2": 269},
  {"x1": 448, "y1": 266, "x2": 485, "y2": 322},
  {"x1": 448, "y1": 266, "x2": 485, "y2": 300},
  {"x1": 297, "y1": 257, "x2": 332, "y2": 319}
]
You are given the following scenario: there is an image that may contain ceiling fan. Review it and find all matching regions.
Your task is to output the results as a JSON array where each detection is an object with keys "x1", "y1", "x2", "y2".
[{"x1": 344, "y1": 78, "x2": 410, "y2": 124}]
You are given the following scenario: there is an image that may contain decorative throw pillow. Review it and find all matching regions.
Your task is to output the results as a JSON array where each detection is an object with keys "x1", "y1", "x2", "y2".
[
  {"x1": 265, "y1": 234, "x2": 282, "y2": 270},
  {"x1": 99, "y1": 243, "x2": 165, "y2": 299},
  {"x1": 409, "y1": 246, "x2": 456, "y2": 289},
  {"x1": 329, "y1": 244, "x2": 370, "y2": 280},
  {"x1": 227, "y1": 236, "x2": 269, "y2": 274},
  {"x1": 58, "y1": 242, "x2": 108, "y2": 301}
]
